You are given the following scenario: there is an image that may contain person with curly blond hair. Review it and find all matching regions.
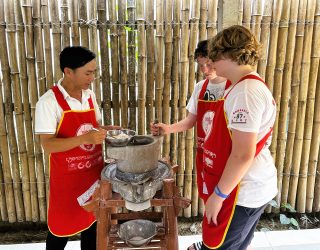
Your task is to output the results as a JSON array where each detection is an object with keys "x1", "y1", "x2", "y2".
[{"x1": 188, "y1": 25, "x2": 277, "y2": 250}]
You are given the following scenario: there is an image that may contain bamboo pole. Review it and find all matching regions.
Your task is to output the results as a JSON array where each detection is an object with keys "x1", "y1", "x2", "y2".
[
  {"x1": 281, "y1": 0, "x2": 308, "y2": 209},
  {"x1": 108, "y1": 0, "x2": 120, "y2": 126},
  {"x1": 136, "y1": 0, "x2": 146, "y2": 134},
  {"x1": 61, "y1": 0, "x2": 70, "y2": 48},
  {"x1": 308, "y1": 63, "x2": 320, "y2": 212},
  {"x1": 295, "y1": 0, "x2": 318, "y2": 212},
  {"x1": 97, "y1": 0, "x2": 111, "y2": 125},
  {"x1": 33, "y1": 0, "x2": 46, "y2": 96},
  {"x1": 155, "y1": 0, "x2": 164, "y2": 123},
  {"x1": 250, "y1": 0, "x2": 262, "y2": 72},
  {"x1": 184, "y1": 0, "x2": 200, "y2": 218},
  {"x1": 177, "y1": 0, "x2": 189, "y2": 216},
  {"x1": 269, "y1": 0, "x2": 290, "y2": 195},
  {"x1": 0, "y1": 158, "x2": 8, "y2": 221},
  {"x1": 162, "y1": 0, "x2": 173, "y2": 157},
  {"x1": 242, "y1": 0, "x2": 251, "y2": 29},
  {"x1": 251, "y1": 0, "x2": 262, "y2": 38},
  {"x1": 265, "y1": 0, "x2": 283, "y2": 94},
  {"x1": 21, "y1": 0, "x2": 46, "y2": 221},
  {"x1": 145, "y1": 0, "x2": 155, "y2": 133},
  {"x1": 170, "y1": 0, "x2": 180, "y2": 164},
  {"x1": 6, "y1": 0, "x2": 32, "y2": 221},
  {"x1": 2, "y1": 0, "x2": 25, "y2": 221},
  {"x1": 49, "y1": 0, "x2": 62, "y2": 83},
  {"x1": 69, "y1": 0, "x2": 80, "y2": 46},
  {"x1": 154, "y1": 0, "x2": 164, "y2": 212},
  {"x1": 15, "y1": 0, "x2": 40, "y2": 222},
  {"x1": 273, "y1": 0, "x2": 300, "y2": 213},
  {"x1": 127, "y1": 0, "x2": 137, "y2": 130},
  {"x1": 207, "y1": 0, "x2": 218, "y2": 38},
  {"x1": 88, "y1": 0, "x2": 101, "y2": 106},
  {"x1": 196, "y1": 0, "x2": 207, "y2": 86},
  {"x1": 40, "y1": 0, "x2": 53, "y2": 89},
  {"x1": 33, "y1": 0, "x2": 48, "y2": 217},
  {"x1": 257, "y1": 0, "x2": 273, "y2": 78},
  {"x1": 118, "y1": 0, "x2": 129, "y2": 128},
  {"x1": 0, "y1": 78, "x2": 16, "y2": 222},
  {"x1": 79, "y1": 0, "x2": 89, "y2": 48},
  {"x1": 288, "y1": 0, "x2": 316, "y2": 210},
  {"x1": 306, "y1": 2, "x2": 320, "y2": 212}
]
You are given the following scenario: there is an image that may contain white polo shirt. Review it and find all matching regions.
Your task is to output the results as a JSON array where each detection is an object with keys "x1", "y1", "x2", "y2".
[{"x1": 35, "y1": 79, "x2": 101, "y2": 134}]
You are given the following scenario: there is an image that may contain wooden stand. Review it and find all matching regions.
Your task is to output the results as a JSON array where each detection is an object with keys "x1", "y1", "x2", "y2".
[{"x1": 96, "y1": 178, "x2": 191, "y2": 250}]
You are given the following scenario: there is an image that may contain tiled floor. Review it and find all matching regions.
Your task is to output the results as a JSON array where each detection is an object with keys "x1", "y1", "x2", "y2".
[{"x1": 0, "y1": 229, "x2": 319, "y2": 249}]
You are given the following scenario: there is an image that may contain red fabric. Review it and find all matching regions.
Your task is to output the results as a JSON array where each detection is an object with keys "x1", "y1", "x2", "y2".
[
  {"x1": 196, "y1": 76, "x2": 272, "y2": 248},
  {"x1": 48, "y1": 86, "x2": 103, "y2": 236}
]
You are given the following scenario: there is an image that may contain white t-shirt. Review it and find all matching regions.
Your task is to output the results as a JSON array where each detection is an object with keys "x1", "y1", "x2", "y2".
[
  {"x1": 35, "y1": 79, "x2": 101, "y2": 134},
  {"x1": 186, "y1": 79, "x2": 227, "y2": 115},
  {"x1": 187, "y1": 73, "x2": 277, "y2": 208},
  {"x1": 224, "y1": 72, "x2": 277, "y2": 207}
]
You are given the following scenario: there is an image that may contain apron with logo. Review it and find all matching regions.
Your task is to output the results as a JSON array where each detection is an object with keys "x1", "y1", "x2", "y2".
[
  {"x1": 196, "y1": 75, "x2": 273, "y2": 248},
  {"x1": 48, "y1": 86, "x2": 104, "y2": 236}
]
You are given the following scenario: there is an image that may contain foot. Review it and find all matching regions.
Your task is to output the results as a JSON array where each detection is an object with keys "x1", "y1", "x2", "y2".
[{"x1": 187, "y1": 241, "x2": 202, "y2": 250}]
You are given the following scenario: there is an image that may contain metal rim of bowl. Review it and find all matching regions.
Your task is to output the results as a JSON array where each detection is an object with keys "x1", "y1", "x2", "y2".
[{"x1": 118, "y1": 219, "x2": 157, "y2": 247}]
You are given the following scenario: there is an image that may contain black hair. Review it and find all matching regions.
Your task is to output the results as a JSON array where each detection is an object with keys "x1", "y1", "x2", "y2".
[
  {"x1": 59, "y1": 46, "x2": 96, "y2": 73},
  {"x1": 194, "y1": 40, "x2": 208, "y2": 60}
]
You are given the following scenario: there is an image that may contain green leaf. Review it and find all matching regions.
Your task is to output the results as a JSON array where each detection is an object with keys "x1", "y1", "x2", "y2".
[
  {"x1": 124, "y1": 26, "x2": 133, "y2": 32},
  {"x1": 268, "y1": 200, "x2": 279, "y2": 208},
  {"x1": 280, "y1": 214, "x2": 291, "y2": 224},
  {"x1": 290, "y1": 218, "x2": 300, "y2": 228},
  {"x1": 281, "y1": 203, "x2": 296, "y2": 212},
  {"x1": 260, "y1": 227, "x2": 271, "y2": 232}
]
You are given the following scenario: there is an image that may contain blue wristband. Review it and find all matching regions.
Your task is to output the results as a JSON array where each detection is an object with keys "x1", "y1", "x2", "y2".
[{"x1": 214, "y1": 186, "x2": 229, "y2": 199}]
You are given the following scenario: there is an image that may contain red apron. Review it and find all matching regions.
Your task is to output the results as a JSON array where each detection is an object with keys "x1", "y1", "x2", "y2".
[
  {"x1": 196, "y1": 75, "x2": 273, "y2": 248},
  {"x1": 48, "y1": 86, "x2": 104, "y2": 236}
]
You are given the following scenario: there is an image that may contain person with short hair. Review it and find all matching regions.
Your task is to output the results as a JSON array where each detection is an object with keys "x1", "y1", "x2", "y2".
[
  {"x1": 191, "y1": 25, "x2": 277, "y2": 250},
  {"x1": 35, "y1": 46, "x2": 118, "y2": 250},
  {"x1": 150, "y1": 39, "x2": 227, "y2": 136}
]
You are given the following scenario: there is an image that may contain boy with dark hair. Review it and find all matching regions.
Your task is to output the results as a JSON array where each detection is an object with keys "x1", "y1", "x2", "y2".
[
  {"x1": 35, "y1": 46, "x2": 117, "y2": 250},
  {"x1": 151, "y1": 39, "x2": 226, "y2": 136}
]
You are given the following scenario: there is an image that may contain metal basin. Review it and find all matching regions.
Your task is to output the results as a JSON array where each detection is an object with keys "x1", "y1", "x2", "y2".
[
  {"x1": 105, "y1": 129, "x2": 135, "y2": 147},
  {"x1": 106, "y1": 135, "x2": 162, "y2": 174},
  {"x1": 101, "y1": 161, "x2": 172, "y2": 203},
  {"x1": 118, "y1": 219, "x2": 157, "y2": 247}
]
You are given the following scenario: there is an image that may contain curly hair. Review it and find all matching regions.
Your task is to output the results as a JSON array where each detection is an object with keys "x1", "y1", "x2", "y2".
[{"x1": 208, "y1": 25, "x2": 261, "y2": 66}]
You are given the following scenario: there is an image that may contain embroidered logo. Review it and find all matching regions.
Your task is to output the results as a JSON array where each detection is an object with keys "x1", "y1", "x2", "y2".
[
  {"x1": 202, "y1": 111, "x2": 215, "y2": 141},
  {"x1": 231, "y1": 109, "x2": 249, "y2": 124},
  {"x1": 76, "y1": 123, "x2": 96, "y2": 151}
]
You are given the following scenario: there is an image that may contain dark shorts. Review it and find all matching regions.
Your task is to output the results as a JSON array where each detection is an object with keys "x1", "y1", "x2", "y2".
[
  {"x1": 202, "y1": 203, "x2": 267, "y2": 250},
  {"x1": 46, "y1": 222, "x2": 96, "y2": 250}
]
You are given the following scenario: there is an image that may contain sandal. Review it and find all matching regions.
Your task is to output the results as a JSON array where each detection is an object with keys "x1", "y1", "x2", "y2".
[{"x1": 187, "y1": 241, "x2": 203, "y2": 250}]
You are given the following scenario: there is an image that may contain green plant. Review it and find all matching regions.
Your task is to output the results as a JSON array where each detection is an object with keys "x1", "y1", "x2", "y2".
[{"x1": 267, "y1": 200, "x2": 300, "y2": 230}]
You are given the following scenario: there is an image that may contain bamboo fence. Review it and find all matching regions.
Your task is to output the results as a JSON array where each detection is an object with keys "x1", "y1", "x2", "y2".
[{"x1": 0, "y1": 0, "x2": 320, "y2": 224}]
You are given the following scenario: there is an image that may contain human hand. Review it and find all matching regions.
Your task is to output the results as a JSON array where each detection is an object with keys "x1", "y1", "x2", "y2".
[
  {"x1": 150, "y1": 121, "x2": 170, "y2": 135},
  {"x1": 81, "y1": 128, "x2": 107, "y2": 145},
  {"x1": 205, "y1": 192, "x2": 224, "y2": 225}
]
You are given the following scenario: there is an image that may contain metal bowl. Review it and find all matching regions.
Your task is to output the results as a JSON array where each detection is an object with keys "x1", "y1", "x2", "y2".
[
  {"x1": 106, "y1": 129, "x2": 136, "y2": 147},
  {"x1": 118, "y1": 219, "x2": 157, "y2": 247}
]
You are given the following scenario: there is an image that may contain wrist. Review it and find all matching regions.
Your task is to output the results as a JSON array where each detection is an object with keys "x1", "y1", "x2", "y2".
[{"x1": 214, "y1": 185, "x2": 229, "y2": 199}]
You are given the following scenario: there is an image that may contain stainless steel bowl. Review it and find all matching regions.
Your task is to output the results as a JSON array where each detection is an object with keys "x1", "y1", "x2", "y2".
[
  {"x1": 106, "y1": 129, "x2": 136, "y2": 147},
  {"x1": 118, "y1": 219, "x2": 157, "y2": 247}
]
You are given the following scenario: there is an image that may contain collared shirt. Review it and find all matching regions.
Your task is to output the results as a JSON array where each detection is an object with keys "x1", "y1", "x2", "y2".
[{"x1": 35, "y1": 79, "x2": 101, "y2": 134}]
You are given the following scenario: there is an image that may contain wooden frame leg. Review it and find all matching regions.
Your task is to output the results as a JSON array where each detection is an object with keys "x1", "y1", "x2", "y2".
[
  {"x1": 163, "y1": 179, "x2": 179, "y2": 250},
  {"x1": 97, "y1": 180, "x2": 112, "y2": 250}
]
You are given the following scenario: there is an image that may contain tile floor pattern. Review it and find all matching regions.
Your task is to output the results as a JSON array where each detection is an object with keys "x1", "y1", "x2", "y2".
[{"x1": 0, "y1": 229, "x2": 319, "y2": 250}]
